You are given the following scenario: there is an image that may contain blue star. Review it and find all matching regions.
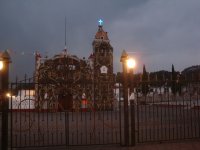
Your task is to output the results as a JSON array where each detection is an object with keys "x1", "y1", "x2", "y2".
[{"x1": 98, "y1": 19, "x2": 103, "y2": 26}]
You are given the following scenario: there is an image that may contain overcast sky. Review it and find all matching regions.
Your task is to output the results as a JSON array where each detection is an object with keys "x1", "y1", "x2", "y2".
[{"x1": 0, "y1": 0, "x2": 200, "y2": 80}]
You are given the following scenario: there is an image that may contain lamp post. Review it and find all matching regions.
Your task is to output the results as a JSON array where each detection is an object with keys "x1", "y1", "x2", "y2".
[
  {"x1": 120, "y1": 50, "x2": 136, "y2": 146},
  {"x1": 127, "y1": 59, "x2": 136, "y2": 146},
  {"x1": 0, "y1": 50, "x2": 11, "y2": 150}
]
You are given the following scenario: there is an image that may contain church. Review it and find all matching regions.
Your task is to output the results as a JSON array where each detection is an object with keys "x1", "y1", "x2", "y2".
[{"x1": 34, "y1": 21, "x2": 115, "y2": 110}]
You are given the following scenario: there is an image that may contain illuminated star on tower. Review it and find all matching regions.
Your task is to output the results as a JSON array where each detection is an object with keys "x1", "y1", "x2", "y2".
[{"x1": 98, "y1": 19, "x2": 103, "y2": 26}]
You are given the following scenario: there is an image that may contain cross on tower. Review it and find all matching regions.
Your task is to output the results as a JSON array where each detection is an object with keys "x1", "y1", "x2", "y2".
[{"x1": 98, "y1": 19, "x2": 103, "y2": 26}]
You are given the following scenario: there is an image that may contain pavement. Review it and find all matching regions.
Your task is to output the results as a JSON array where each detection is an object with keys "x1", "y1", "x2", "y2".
[{"x1": 15, "y1": 140, "x2": 200, "y2": 150}]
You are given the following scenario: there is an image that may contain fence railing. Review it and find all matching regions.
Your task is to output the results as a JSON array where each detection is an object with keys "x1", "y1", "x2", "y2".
[
  {"x1": 131, "y1": 80, "x2": 200, "y2": 143},
  {"x1": 1, "y1": 79, "x2": 200, "y2": 149}
]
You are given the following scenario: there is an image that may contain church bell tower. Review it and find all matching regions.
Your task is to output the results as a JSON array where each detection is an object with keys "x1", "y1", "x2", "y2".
[{"x1": 92, "y1": 20, "x2": 114, "y2": 109}]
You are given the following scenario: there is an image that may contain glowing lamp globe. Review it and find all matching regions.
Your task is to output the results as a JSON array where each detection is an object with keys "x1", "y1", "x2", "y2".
[
  {"x1": 127, "y1": 58, "x2": 136, "y2": 69},
  {"x1": 6, "y1": 93, "x2": 11, "y2": 98},
  {"x1": 0, "y1": 61, "x2": 3, "y2": 70}
]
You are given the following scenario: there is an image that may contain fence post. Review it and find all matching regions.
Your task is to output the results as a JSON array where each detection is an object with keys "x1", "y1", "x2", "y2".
[
  {"x1": 120, "y1": 50, "x2": 129, "y2": 146},
  {"x1": 130, "y1": 100, "x2": 136, "y2": 146},
  {"x1": 1, "y1": 50, "x2": 11, "y2": 150}
]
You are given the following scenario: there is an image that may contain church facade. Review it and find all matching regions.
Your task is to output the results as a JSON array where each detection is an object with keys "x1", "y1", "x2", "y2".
[{"x1": 34, "y1": 23, "x2": 115, "y2": 110}]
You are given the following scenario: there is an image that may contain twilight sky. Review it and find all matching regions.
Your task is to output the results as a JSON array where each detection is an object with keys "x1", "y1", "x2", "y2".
[{"x1": 0, "y1": 0, "x2": 200, "y2": 80}]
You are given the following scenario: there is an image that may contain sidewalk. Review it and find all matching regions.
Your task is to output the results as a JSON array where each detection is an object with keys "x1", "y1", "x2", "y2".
[{"x1": 20, "y1": 140, "x2": 200, "y2": 150}]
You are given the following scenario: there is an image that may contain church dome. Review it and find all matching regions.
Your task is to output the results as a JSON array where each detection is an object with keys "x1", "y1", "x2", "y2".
[{"x1": 95, "y1": 26, "x2": 109, "y2": 41}]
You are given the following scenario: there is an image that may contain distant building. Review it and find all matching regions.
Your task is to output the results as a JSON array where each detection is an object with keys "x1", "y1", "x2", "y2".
[{"x1": 182, "y1": 65, "x2": 200, "y2": 81}]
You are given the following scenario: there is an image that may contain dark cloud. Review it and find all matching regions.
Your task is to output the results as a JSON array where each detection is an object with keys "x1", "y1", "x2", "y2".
[
  {"x1": 110, "y1": 0, "x2": 200, "y2": 72},
  {"x1": 0, "y1": 0, "x2": 199, "y2": 80}
]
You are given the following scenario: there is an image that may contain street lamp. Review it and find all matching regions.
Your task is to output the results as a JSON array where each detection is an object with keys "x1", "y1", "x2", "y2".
[
  {"x1": 0, "y1": 50, "x2": 11, "y2": 150},
  {"x1": 127, "y1": 58, "x2": 136, "y2": 146},
  {"x1": 0, "y1": 61, "x2": 3, "y2": 70},
  {"x1": 120, "y1": 50, "x2": 136, "y2": 146}
]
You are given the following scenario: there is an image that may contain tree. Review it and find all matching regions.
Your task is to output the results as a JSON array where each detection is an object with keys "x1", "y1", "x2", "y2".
[
  {"x1": 141, "y1": 65, "x2": 149, "y2": 95},
  {"x1": 171, "y1": 64, "x2": 176, "y2": 95}
]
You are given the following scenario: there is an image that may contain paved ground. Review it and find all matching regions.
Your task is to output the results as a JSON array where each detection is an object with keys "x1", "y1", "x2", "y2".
[{"x1": 15, "y1": 140, "x2": 200, "y2": 150}]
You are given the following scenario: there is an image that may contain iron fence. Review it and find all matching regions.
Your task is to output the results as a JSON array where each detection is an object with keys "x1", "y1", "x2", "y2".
[
  {"x1": 133, "y1": 80, "x2": 200, "y2": 143},
  {"x1": 1, "y1": 79, "x2": 200, "y2": 149}
]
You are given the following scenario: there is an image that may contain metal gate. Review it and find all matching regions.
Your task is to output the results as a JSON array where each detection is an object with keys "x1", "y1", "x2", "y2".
[{"x1": 8, "y1": 81, "x2": 125, "y2": 149}]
